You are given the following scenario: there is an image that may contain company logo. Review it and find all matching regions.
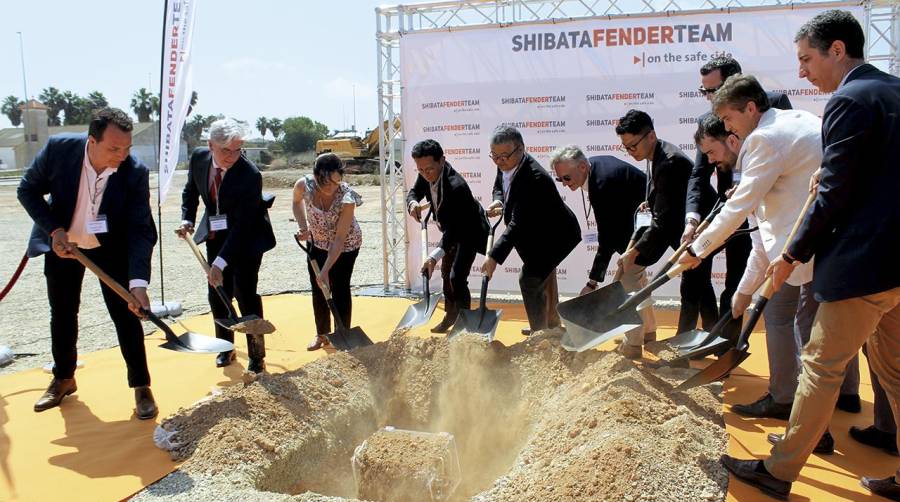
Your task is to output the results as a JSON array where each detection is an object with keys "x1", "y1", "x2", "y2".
[
  {"x1": 500, "y1": 120, "x2": 566, "y2": 129},
  {"x1": 770, "y1": 88, "x2": 829, "y2": 97},
  {"x1": 679, "y1": 89, "x2": 705, "y2": 99},
  {"x1": 585, "y1": 144, "x2": 625, "y2": 153},
  {"x1": 459, "y1": 171, "x2": 483, "y2": 179},
  {"x1": 511, "y1": 23, "x2": 733, "y2": 52},
  {"x1": 586, "y1": 118, "x2": 619, "y2": 127},
  {"x1": 444, "y1": 147, "x2": 481, "y2": 156},
  {"x1": 504, "y1": 266, "x2": 522, "y2": 273},
  {"x1": 421, "y1": 99, "x2": 480, "y2": 110},
  {"x1": 678, "y1": 116, "x2": 700, "y2": 125},
  {"x1": 422, "y1": 123, "x2": 481, "y2": 133},
  {"x1": 587, "y1": 92, "x2": 655, "y2": 101},
  {"x1": 526, "y1": 145, "x2": 557, "y2": 155},
  {"x1": 679, "y1": 143, "x2": 697, "y2": 152}
]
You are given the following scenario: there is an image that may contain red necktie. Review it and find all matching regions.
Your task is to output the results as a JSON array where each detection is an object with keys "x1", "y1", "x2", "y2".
[{"x1": 210, "y1": 167, "x2": 223, "y2": 204}]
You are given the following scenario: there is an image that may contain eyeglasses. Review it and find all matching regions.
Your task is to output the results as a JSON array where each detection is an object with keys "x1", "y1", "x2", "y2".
[
  {"x1": 623, "y1": 131, "x2": 651, "y2": 152},
  {"x1": 554, "y1": 174, "x2": 572, "y2": 183},
  {"x1": 216, "y1": 145, "x2": 242, "y2": 156},
  {"x1": 489, "y1": 144, "x2": 522, "y2": 162},
  {"x1": 698, "y1": 85, "x2": 722, "y2": 96}
]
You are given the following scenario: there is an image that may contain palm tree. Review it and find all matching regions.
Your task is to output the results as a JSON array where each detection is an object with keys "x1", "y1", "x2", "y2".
[
  {"x1": 150, "y1": 93, "x2": 160, "y2": 121},
  {"x1": 256, "y1": 116, "x2": 268, "y2": 138},
  {"x1": 267, "y1": 118, "x2": 283, "y2": 139},
  {"x1": 87, "y1": 91, "x2": 108, "y2": 112},
  {"x1": 38, "y1": 87, "x2": 66, "y2": 126},
  {"x1": 131, "y1": 88, "x2": 154, "y2": 123},
  {"x1": 1, "y1": 96, "x2": 23, "y2": 126},
  {"x1": 186, "y1": 91, "x2": 198, "y2": 117}
]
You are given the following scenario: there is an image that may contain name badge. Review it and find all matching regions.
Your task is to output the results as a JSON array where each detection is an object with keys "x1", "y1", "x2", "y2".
[
  {"x1": 635, "y1": 211, "x2": 652, "y2": 229},
  {"x1": 86, "y1": 215, "x2": 108, "y2": 234},
  {"x1": 582, "y1": 231, "x2": 598, "y2": 243},
  {"x1": 209, "y1": 215, "x2": 228, "y2": 231}
]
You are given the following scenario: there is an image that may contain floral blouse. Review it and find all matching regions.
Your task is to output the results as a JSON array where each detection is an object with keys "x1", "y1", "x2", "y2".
[{"x1": 302, "y1": 174, "x2": 363, "y2": 252}]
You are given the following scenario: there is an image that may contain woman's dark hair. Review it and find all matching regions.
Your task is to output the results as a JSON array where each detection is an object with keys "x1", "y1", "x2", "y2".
[{"x1": 313, "y1": 153, "x2": 345, "y2": 185}]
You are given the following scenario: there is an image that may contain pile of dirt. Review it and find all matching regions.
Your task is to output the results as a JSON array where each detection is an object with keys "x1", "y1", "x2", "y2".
[{"x1": 148, "y1": 330, "x2": 727, "y2": 501}]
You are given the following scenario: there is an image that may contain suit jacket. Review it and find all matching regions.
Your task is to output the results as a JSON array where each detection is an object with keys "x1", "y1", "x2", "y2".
[
  {"x1": 788, "y1": 64, "x2": 900, "y2": 302},
  {"x1": 405, "y1": 161, "x2": 489, "y2": 254},
  {"x1": 692, "y1": 108, "x2": 821, "y2": 289},
  {"x1": 687, "y1": 91, "x2": 793, "y2": 218},
  {"x1": 634, "y1": 139, "x2": 693, "y2": 265},
  {"x1": 490, "y1": 153, "x2": 581, "y2": 279},
  {"x1": 181, "y1": 148, "x2": 276, "y2": 263},
  {"x1": 17, "y1": 133, "x2": 157, "y2": 282},
  {"x1": 585, "y1": 156, "x2": 647, "y2": 283}
]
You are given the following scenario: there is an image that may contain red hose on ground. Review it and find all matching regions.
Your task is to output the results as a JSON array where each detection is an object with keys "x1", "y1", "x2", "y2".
[{"x1": 0, "y1": 253, "x2": 29, "y2": 302}]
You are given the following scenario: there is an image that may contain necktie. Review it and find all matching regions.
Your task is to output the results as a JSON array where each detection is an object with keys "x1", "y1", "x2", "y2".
[{"x1": 210, "y1": 167, "x2": 223, "y2": 205}]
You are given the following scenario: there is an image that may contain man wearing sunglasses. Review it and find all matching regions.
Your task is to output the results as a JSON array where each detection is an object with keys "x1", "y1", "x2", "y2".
[
  {"x1": 481, "y1": 126, "x2": 580, "y2": 335},
  {"x1": 683, "y1": 56, "x2": 793, "y2": 345},
  {"x1": 549, "y1": 146, "x2": 646, "y2": 298},
  {"x1": 406, "y1": 139, "x2": 489, "y2": 333},
  {"x1": 615, "y1": 110, "x2": 694, "y2": 358}
]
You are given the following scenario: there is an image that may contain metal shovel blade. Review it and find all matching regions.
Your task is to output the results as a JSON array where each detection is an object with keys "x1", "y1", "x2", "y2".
[
  {"x1": 669, "y1": 336, "x2": 733, "y2": 365},
  {"x1": 663, "y1": 328, "x2": 714, "y2": 351},
  {"x1": 449, "y1": 307, "x2": 503, "y2": 341},
  {"x1": 327, "y1": 326, "x2": 373, "y2": 352},
  {"x1": 559, "y1": 282, "x2": 642, "y2": 352},
  {"x1": 395, "y1": 293, "x2": 443, "y2": 332},
  {"x1": 675, "y1": 348, "x2": 750, "y2": 391},
  {"x1": 214, "y1": 315, "x2": 276, "y2": 335},
  {"x1": 163, "y1": 331, "x2": 236, "y2": 354}
]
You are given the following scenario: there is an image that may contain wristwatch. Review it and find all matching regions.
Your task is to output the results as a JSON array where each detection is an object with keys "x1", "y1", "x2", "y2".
[
  {"x1": 782, "y1": 252, "x2": 796, "y2": 265},
  {"x1": 686, "y1": 217, "x2": 700, "y2": 227},
  {"x1": 586, "y1": 280, "x2": 598, "y2": 290}
]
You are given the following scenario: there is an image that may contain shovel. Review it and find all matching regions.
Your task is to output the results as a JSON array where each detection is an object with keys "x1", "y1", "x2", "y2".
[
  {"x1": 448, "y1": 216, "x2": 504, "y2": 341},
  {"x1": 394, "y1": 208, "x2": 443, "y2": 332},
  {"x1": 180, "y1": 235, "x2": 276, "y2": 335},
  {"x1": 294, "y1": 235, "x2": 373, "y2": 351},
  {"x1": 676, "y1": 191, "x2": 817, "y2": 391},
  {"x1": 653, "y1": 200, "x2": 724, "y2": 280},
  {"x1": 69, "y1": 248, "x2": 234, "y2": 354},
  {"x1": 663, "y1": 311, "x2": 736, "y2": 366}
]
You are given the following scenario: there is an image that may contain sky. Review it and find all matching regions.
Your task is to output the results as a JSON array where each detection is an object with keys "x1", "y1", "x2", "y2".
[{"x1": 0, "y1": 0, "x2": 389, "y2": 136}]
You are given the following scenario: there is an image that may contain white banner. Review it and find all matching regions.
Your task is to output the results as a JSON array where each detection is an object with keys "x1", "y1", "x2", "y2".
[
  {"x1": 157, "y1": 0, "x2": 198, "y2": 203},
  {"x1": 400, "y1": 4, "x2": 862, "y2": 298}
]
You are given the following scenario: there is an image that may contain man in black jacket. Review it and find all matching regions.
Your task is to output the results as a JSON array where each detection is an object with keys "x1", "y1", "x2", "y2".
[
  {"x1": 548, "y1": 146, "x2": 646, "y2": 295},
  {"x1": 615, "y1": 110, "x2": 694, "y2": 357},
  {"x1": 684, "y1": 56, "x2": 793, "y2": 342},
  {"x1": 481, "y1": 126, "x2": 580, "y2": 333},
  {"x1": 721, "y1": 11, "x2": 900, "y2": 500},
  {"x1": 18, "y1": 108, "x2": 159, "y2": 418},
  {"x1": 177, "y1": 118, "x2": 276, "y2": 372},
  {"x1": 406, "y1": 139, "x2": 489, "y2": 333}
]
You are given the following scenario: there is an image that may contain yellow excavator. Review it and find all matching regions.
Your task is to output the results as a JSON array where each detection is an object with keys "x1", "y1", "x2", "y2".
[{"x1": 315, "y1": 119, "x2": 401, "y2": 170}]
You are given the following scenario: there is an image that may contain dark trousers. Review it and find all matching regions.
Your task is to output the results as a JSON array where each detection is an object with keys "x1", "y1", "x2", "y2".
[
  {"x1": 206, "y1": 235, "x2": 265, "y2": 360},
  {"x1": 721, "y1": 230, "x2": 752, "y2": 340},
  {"x1": 864, "y1": 342, "x2": 897, "y2": 433},
  {"x1": 440, "y1": 243, "x2": 478, "y2": 314},
  {"x1": 307, "y1": 246, "x2": 359, "y2": 335},
  {"x1": 678, "y1": 258, "x2": 719, "y2": 333},
  {"x1": 519, "y1": 269, "x2": 560, "y2": 332},
  {"x1": 45, "y1": 247, "x2": 150, "y2": 387}
]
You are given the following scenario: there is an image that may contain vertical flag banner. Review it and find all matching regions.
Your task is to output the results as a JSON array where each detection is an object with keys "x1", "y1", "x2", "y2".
[
  {"x1": 158, "y1": 0, "x2": 198, "y2": 203},
  {"x1": 400, "y1": 4, "x2": 863, "y2": 297}
]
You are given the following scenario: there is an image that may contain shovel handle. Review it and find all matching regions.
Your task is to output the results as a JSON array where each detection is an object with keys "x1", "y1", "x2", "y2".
[
  {"x1": 421, "y1": 208, "x2": 433, "y2": 297},
  {"x1": 181, "y1": 235, "x2": 239, "y2": 320},
  {"x1": 294, "y1": 234, "x2": 334, "y2": 299}
]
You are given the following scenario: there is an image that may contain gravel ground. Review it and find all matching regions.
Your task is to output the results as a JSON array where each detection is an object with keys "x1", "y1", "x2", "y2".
[{"x1": 0, "y1": 169, "x2": 394, "y2": 376}]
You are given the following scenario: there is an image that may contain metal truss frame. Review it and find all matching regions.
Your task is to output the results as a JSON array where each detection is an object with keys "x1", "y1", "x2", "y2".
[{"x1": 376, "y1": 0, "x2": 899, "y2": 291}]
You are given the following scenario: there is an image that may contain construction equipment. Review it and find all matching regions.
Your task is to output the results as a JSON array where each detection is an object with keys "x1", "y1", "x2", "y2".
[
  {"x1": 69, "y1": 248, "x2": 234, "y2": 354},
  {"x1": 180, "y1": 235, "x2": 276, "y2": 336},
  {"x1": 315, "y1": 118, "x2": 401, "y2": 166},
  {"x1": 294, "y1": 235, "x2": 373, "y2": 351},
  {"x1": 676, "y1": 190, "x2": 817, "y2": 391},
  {"x1": 395, "y1": 207, "x2": 442, "y2": 332},
  {"x1": 448, "y1": 216, "x2": 504, "y2": 341}
]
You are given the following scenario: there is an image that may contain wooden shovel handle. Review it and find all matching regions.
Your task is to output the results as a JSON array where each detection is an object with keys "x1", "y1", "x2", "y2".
[
  {"x1": 182, "y1": 235, "x2": 211, "y2": 273},
  {"x1": 752, "y1": 190, "x2": 817, "y2": 302},
  {"x1": 69, "y1": 248, "x2": 136, "y2": 305}
]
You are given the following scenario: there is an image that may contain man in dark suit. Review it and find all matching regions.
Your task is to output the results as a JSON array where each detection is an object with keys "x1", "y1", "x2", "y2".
[
  {"x1": 684, "y1": 56, "x2": 793, "y2": 342},
  {"x1": 406, "y1": 139, "x2": 489, "y2": 333},
  {"x1": 721, "y1": 10, "x2": 900, "y2": 500},
  {"x1": 548, "y1": 146, "x2": 646, "y2": 295},
  {"x1": 615, "y1": 110, "x2": 694, "y2": 357},
  {"x1": 17, "y1": 108, "x2": 159, "y2": 419},
  {"x1": 177, "y1": 118, "x2": 275, "y2": 372},
  {"x1": 481, "y1": 126, "x2": 580, "y2": 333}
]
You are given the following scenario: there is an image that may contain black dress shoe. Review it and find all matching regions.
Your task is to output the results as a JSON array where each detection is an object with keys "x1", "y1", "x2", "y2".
[
  {"x1": 850, "y1": 425, "x2": 899, "y2": 456},
  {"x1": 862, "y1": 476, "x2": 900, "y2": 500},
  {"x1": 767, "y1": 431, "x2": 834, "y2": 454},
  {"x1": 247, "y1": 358, "x2": 266, "y2": 373},
  {"x1": 521, "y1": 328, "x2": 532, "y2": 337},
  {"x1": 836, "y1": 393, "x2": 862, "y2": 413},
  {"x1": 732, "y1": 394, "x2": 792, "y2": 420},
  {"x1": 720, "y1": 455, "x2": 791, "y2": 500},
  {"x1": 430, "y1": 312, "x2": 458, "y2": 334},
  {"x1": 215, "y1": 350, "x2": 236, "y2": 368},
  {"x1": 644, "y1": 331, "x2": 657, "y2": 343},
  {"x1": 34, "y1": 378, "x2": 77, "y2": 412},
  {"x1": 134, "y1": 386, "x2": 158, "y2": 420}
]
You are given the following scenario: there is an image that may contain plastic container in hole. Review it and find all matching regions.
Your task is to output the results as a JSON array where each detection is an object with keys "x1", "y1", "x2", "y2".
[{"x1": 351, "y1": 426, "x2": 461, "y2": 502}]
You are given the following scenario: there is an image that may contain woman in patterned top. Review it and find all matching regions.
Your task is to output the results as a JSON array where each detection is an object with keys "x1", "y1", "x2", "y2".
[{"x1": 292, "y1": 153, "x2": 363, "y2": 351}]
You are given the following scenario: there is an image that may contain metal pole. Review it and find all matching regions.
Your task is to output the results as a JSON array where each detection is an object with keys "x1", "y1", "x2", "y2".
[
  {"x1": 17, "y1": 32, "x2": 31, "y2": 168},
  {"x1": 156, "y1": 0, "x2": 170, "y2": 307},
  {"x1": 16, "y1": 33, "x2": 28, "y2": 102},
  {"x1": 376, "y1": 8, "x2": 391, "y2": 291}
]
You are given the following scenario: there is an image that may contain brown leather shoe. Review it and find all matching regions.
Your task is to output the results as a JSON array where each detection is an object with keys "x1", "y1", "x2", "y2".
[
  {"x1": 767, "y1": 431, "x2": 834, "y2": 454},
  {"x1": 34, "y1": 378, "x2": 77, "y2": 412},
  {"x1": 861, "y1": 476, "x2": 900, "y2": 500},
  {"x1": 619, "y1": 344, "x2": 643, "y2": 360},
  {"x1": 643, "y1": 331, "x2": 657, "y2": 343},
  {"x1": 307, "y1": 335, "x2": 330, "y2": 351},
  {"x1": 134, "y1": 386, "x2": 158, "y2": 420}
]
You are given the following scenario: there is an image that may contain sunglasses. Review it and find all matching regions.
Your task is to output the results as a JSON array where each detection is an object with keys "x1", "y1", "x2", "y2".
[
  {"x1": 554, "y1": 174, "x2": 573, "y2": 183},
  {"x1": 698, "y1": 85, "x2": 722, "y2": 96},
  {"x1": 624, "y1": 130, "x2": 651, "y2": 152}
]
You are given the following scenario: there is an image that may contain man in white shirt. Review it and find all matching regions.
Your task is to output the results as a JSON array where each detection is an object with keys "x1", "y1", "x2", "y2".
[{"x1": 18, "y1": 108, "x2": 159, "y2": 419}]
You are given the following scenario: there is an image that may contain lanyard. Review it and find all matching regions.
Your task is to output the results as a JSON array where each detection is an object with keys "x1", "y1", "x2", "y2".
[
  {"x1": 87, "y1": 170, "x2": 107, "y2": 219},
  {"x1": 580, "y1": 187, "x2": 592, "y2": 221}
]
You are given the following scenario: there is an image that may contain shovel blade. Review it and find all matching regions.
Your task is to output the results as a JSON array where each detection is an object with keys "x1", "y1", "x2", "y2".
[
  {"x1": 449, "y1": 308, "x2": 502, "y2": 341},
  {"x1": 394, "y1": 293, "x2": 443, "y2": 332},
  {"x1": 558, "y1": 282, "x2": 643, "y2": 352},
  {"x1": 675, "y1": 348, "x2": 750, "y2": 391},
  {"x1": 661, "y1": 328, "x2": 711, "y2": 350},
  {"x1": 215, "y1": 316, "x2": 277, "y2": 335},
  {"x1": 327, "y1": 326, "x2": 373, "y2": 351},
  {"x1": 669, "y1": 336, "x2": 734, "y2": 365}
]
